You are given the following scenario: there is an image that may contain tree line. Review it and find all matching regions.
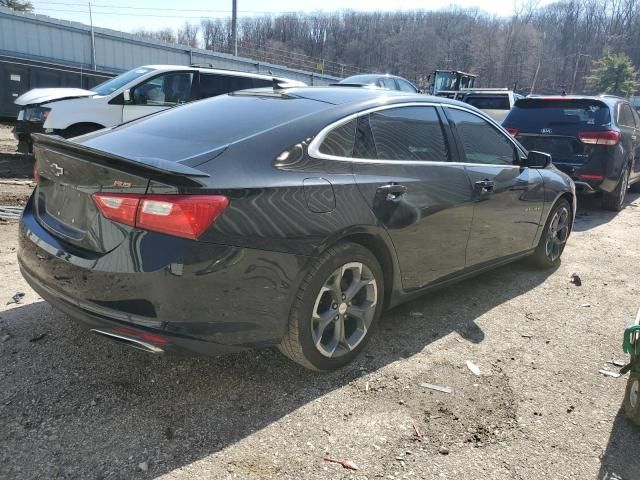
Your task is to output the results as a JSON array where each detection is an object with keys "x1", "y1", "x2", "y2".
[{"x1": 128, "y1": 1, "x2": 640, "y2": 94}]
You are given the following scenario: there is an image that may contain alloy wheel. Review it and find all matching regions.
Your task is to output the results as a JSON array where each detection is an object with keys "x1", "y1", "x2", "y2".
[
  {"x1": 311, "y1": 262, "x2": 378, "y2": 358},
  {"x1": 545, "y1": 205, "x2": 570, "y2": 262}
]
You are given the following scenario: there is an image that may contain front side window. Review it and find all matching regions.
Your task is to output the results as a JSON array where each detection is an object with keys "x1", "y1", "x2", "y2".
[
  {"x1": 447, "y1": 108, "x2": 517, "y2": 165},
  {"x1": 130, "y1": 72, "x2": 194, "y2": 106},
  {"x1": 354, "y1": 106, "x2": 448, "y2": 162}
]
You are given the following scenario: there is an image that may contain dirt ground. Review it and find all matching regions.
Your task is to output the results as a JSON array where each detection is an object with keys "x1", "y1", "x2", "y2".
[
  {"x1": 0, "y1": 122, "x2": 34, "y2": 207},
  {"x1": 1, "y1": 121, "x2": 639, "y2": 479}
]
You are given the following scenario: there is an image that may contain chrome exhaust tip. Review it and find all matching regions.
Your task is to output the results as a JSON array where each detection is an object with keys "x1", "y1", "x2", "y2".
[{"x1": 90, "y1": 329, "x2": 164, "y2": 354}]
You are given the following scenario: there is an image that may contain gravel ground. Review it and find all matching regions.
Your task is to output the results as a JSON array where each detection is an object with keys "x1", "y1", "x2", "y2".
[{"x1": 0, "y1": 122, "x2": 639, "y2": 479}]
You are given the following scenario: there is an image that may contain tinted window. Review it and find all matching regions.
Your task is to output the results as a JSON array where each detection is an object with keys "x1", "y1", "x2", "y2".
[
  {"x1": 354, "y1": 116, "x2": 377, "y2": 158},
  {"x1": 81, "y1": 94, "x2": 327, "y2": 162},
  {"x1": 505, "y1": 99, "x2": 611, "y2": 129},
  {"x1": 319, "y1": 120, "x2": 356, "y2": 157},
  {"x1": 397, "y1": 79, "x2": 417, "y2": 93},
  {"x1": 448, "y1": 108, "x2": 516, "y2": 165},
  {"x1": 619, "y1": 104, "x2": 636, "y2": 127},
  {"x1": 199, "y1": 74, "x2": 260, "y2": 98},
  {"x1": 339, "y1": 74, "x2": 380, "y2": 85},
  {"x1": 465, "y1": 95, "x2": 510, "y2": 110},
  {"x1": 379, "y1": 78, "x2": 397, "y2": 90},
  {"x1": 357, "y1": 106, "x2": 448, "y2": 162},
  {"x1": 130, "y1": 72, "x2": 194, "y2": 106}
]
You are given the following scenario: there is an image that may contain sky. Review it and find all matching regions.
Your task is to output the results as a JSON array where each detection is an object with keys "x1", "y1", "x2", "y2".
[{"x1": 28, "y1": 0, "x2": 555, "y2": 33}]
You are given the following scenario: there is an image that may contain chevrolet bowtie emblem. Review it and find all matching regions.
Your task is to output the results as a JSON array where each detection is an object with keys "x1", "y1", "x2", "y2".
[{"x1": 51, "y1": 163, "x2": 64, "y2": 176}]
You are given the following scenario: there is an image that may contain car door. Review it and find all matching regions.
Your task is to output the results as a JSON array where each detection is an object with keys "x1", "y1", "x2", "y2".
[
  {"x1": 618, "y1": 103, "x2": 640, "y2": 183},
  {"x1": 444, "y1": 106, "x2": 545, "y2": 266},
  {"x1": 122, "y1": 71, "x2": 195, "y2": 122},
  {"x1": 351, "y1": 105, "x2": 475, "y2": 290}
]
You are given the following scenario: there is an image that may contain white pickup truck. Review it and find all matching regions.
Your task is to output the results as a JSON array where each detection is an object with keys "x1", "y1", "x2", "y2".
[
  {"x1": 13, "y1": 64, "x2": 305, "y2": 152},
  {"x1": 436, "y1": 88, "x2": 523, "y2": 122}
]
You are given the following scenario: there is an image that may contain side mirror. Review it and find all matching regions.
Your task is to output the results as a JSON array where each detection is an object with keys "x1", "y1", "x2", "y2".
[
  {"x1": 523, "y1": 150, "x2": 551, "y2": 169},
  {"x1": 123, "y1": 89, "x2": 131, "y2": 103}
]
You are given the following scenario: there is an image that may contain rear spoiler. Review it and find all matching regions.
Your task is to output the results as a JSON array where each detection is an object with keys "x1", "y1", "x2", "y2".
[{"x1": 32, "y1": 134, "x2": 210, "y2": 187}]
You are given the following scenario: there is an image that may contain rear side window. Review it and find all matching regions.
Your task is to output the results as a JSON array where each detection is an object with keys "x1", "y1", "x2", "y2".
[
  {"x1": 505, "y1": 99, "x2": 611, "y2": 129},
  {"x1": 618, "y1": 104, "x2": 636, "y2": 128},
  {"x1": 465, "y1": 95, "x2": 510, "y2": 110},
  {"x1": 318, "y1": 120, "x2": 356, "y2": 157},
  {"x1": 447, "y1": 108, "x2": 516, "y2": 165},
  {"x1": 199, "y1": 74, "x2": 262, "y2": 98},
  {"x1": 355, "y1": 106, "x2": 448, "y2": 162}
]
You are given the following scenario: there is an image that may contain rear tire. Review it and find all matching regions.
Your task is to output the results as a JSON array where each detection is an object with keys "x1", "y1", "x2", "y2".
[
  {"x1": 278, "y1": 242, "x2": 384, "y2": 371},
  {"x1": 530, "y1": 198, "x2": 571, "y2": 269},
  {"x1": 624, "y1": 375, "x2": 640, "y2": 426},
  {"x1": 602, "y1": 167, "x2": 629, "y2": 211}
]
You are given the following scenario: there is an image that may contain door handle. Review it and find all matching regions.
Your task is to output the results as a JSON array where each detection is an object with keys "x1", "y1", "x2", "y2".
[
  {"x1": 475, "y1": 179, "x2": 495, "y2": 194},
  {"x1": 376, "y1": 183, "x2": 407, "y2": 200}
]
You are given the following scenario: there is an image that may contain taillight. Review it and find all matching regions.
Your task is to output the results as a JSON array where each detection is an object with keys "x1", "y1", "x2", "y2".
[
  {"x1": 92, "y1": 193, "x2": 229, "y2": 240},
  {"x1": 505, "y1": 127, "x2": 519, "y2": 136},
  {"x1": 578, "y1": 131, "x2": 621, "y2": 146},
  {"x1": 577, "y1": 173, "x2": 605, "y2": 181},
  {"x1": 33, "y1": 164, "x2": 40, "y2": 185}
]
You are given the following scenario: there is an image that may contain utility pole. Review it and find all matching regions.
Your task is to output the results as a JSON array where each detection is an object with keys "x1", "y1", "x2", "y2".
[
  {"x1": 89, "y1": 1, "x2": 96, "y2": 71},
  {"x1": 530, "y1": 31, "x2": 545, "y2": 95},
  {"x1": 231, "y1": 0, "x2": 238, "y2": 56},
  {"x1": 571, "y1": 52, "x2": 591, "y2": 94}
]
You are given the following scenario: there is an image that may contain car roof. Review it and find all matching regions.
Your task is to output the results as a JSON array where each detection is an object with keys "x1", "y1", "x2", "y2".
[
  {"x1": 139, "y1": 64, "x2": 297, "y2": 82},
  {"x1": 523, "y1": 95, "x2": 623, "y2": 108}
]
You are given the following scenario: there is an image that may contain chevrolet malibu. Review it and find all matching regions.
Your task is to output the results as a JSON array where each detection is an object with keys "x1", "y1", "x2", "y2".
[{"x1": 18, "y1": 87, "x2": 576, "y2": 371}]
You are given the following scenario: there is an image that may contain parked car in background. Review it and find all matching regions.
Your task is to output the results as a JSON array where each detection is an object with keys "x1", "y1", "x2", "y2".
[
  {"x1": 19, "y1": 87, "x2": 575, "y2": 371},
  {"x1": 13, "y1": 65, "x2": 305, "y2": 152},
  {"x1": 503, "y1": 95, "x2": 640, "y2": 211},
  {"x1": 334, "y1": 74, "x2": 419, "y2": 93},
  {"x1": 436, "y1": 88, "x2": 522, "y2": 122}
]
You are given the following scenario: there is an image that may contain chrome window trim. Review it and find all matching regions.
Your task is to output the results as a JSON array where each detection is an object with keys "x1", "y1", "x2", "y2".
[{"x1": 307, "y1": 101, "x2": 525, "y2": 168}]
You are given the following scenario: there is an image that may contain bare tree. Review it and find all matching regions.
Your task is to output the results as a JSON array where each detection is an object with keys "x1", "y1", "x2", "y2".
[{"x1": 177, "y1": 21, "x2": 200, "y2": 48}]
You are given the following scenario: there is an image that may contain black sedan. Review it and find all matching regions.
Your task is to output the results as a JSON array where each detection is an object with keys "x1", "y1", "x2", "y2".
[{"x1": 18, "y1": 87, "x2": 576, "y2": 370}]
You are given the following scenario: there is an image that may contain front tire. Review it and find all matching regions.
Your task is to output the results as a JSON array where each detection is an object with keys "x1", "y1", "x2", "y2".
[
  {"x1": 530, "y1": 198, "x2": 571, "y2": 268},
  {"x1": 602, "y1": 167, "x2": 629, "y2": 211},
  {"x1": 279, "y1": 242, "x2": 384, "y2": 371}
]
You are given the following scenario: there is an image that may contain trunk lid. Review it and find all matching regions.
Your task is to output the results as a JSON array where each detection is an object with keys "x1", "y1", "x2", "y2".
[
  {"x1": 516, "y1": 134, "x2": 590, "y2": 165},
  {"x1": 32, "y1": 134, "x2": 208, "y2": 254}
]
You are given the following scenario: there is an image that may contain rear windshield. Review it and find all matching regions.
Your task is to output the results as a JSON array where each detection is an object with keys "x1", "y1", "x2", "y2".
[
  {"x1": 506, "y1": 99, "x2": 611, "y2": 128},
  {"x1": 80, "y1": 94, "x2": 326, "y2": 161},
  {"x1": 465, "y1": 95, "x2": 510, "y2": 110}
]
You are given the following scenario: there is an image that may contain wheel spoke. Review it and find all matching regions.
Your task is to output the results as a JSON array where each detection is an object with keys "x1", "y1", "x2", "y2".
[{"x1": 312, "y1": 309, "x2": 335, "y2": 341}]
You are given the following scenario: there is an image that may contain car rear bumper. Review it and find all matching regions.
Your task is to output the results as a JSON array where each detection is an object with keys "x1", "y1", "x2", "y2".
[{"x1": 18, "y1": 195, "x2": 310, "y2": 356}]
